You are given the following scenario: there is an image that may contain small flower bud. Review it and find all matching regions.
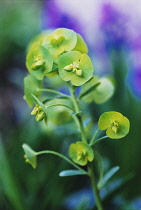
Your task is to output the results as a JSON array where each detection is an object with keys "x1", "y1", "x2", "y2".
[
  {"x1": 63, "y1": 64, "x2": 73, "y2": 71},
  {"x1": 31, "y1": 60, "x2": 45, "y2": 71},
  {"x1": 31, "y1": 106, "x2": 39, "y2": 115},
  {"x1": 35, "y1": 111, "x2": 46, "y2": 122},
  {"x1": 76, "y1": 69, "x2": 82, "y2": 76},
  {"x1": 31, "y1": 62, "x2": 39, "y2": 70},
  {"x1": 57, "y1": 35, "x2": 65, "y2": 45},
  {"x1": 50, "y1": 37, "x2": 58, "y2": 46},
  {"x1": 112, "y1": 125, "x2": 118, "y2": 133}
]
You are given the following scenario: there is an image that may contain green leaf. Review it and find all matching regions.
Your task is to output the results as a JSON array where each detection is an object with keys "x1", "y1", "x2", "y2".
[
  {"x1": 58, "y1": 51, "x2": 94, "y2": 86},
  {"x1": 0, "y1": 140, "x2": 23, "y2": 210},
  {"x1": 72, "y1": 33, "x2": 88, "y2": 54},
  {"x1": 102, "y1": 173, "x2": 135, "y2": 202},
  {"x1": 100, "y1": 166, "x2": 120, "y2": 188},
  {"x1": 24, "y1": 75, "x2": 42, "y2": 107},
  {"x1": 59, "y1": 169, "x2": 86, "y2": 177}
]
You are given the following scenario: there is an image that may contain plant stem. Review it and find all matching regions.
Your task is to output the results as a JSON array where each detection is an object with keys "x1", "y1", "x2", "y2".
[
  {"x1": 37, "y1": 88, "x2": 71, "y2": 99},
  {"x1": 37, "y1": 150, "x2": 87, "y2": 174},
  {"x1": 68, "y1": 83, "x2": 87, "y2": 143},
  {"x1": 90, "y1": 136, "x2": 108, "y2": 146},
  {"x1": 46, "y1": 103, "x2": 74, "y2": 112},
  {"x1": 89, "y1": 128, "x2": 100, "y2": 145},
  {"x1": 88, "y1": 162, "x2": 103, "y2": 210},
  {"x1": 67, "y1": 82, "x2": 103, "y2": 209}
]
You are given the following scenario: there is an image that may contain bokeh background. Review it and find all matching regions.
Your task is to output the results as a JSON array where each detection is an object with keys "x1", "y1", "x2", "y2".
[{"x1": 0, "y1": 0, "x2": 141, "y2": 209}]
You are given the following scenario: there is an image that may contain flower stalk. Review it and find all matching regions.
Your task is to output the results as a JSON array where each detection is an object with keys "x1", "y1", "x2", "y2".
[{"x1": 68, "y1": 82, "x2": 103, "y2": 209}]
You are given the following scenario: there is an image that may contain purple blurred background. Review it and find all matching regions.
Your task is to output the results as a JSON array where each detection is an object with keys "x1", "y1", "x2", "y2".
[{"x1": 42, "y1": 0, "x2": 141, "y2": 98}]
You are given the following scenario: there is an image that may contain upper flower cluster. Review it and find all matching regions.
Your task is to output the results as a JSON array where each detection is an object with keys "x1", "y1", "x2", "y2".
[{"x1": 26, "y1": 28, "x2": 93, "y2": 86}]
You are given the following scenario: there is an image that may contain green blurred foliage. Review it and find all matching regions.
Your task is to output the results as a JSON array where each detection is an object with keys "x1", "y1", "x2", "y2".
[
  {"x1": 0, "y1": 0, "x2": 41, "y2": 65},
  {"x1": 0, "y1": 1, "x2": 141, "y2": 210}
]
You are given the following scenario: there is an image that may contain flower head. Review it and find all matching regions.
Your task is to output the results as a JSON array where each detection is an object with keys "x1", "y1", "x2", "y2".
[
  {"x1": 42, "y1": 28, "x2": 77, "y2": 55},
  {"x1": 31, "y1": 105, "x2": 47, "y2": 123},
  {"x1": 26, "y1": 42, "x2": 53, "y2": 80},
  {"x1": 58, "y1": 51, "x2": 94, "y2": 86},
  {"x1": 22, "y1": 144, "x2": 37, "y2": 169},
  {"x1": 98, "y1": 111, "x2": 130, "y2": 139},
  {"x1": 69, "y1": 141, "x2": 94, "y2": 166}
]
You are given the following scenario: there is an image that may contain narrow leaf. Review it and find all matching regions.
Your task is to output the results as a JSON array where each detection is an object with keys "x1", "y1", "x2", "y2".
[
  {"x1": 59, "y1": 170, "x2": 86, "y2": 177},
  {"x1": 100, "y1": 166, "x2": 120, "y2": 188},
  {"x1": 69, "y1": 111, "x2": 82, "y2": 116},
  {"x1": 0, "y1": 140, "x2": 23, "y2": 210},
  {"x1": 32, "y1": 94, "x2": 48, "y2": 115},
  {"x1": 79, "y1": 81, "x2": 100, "y2": 100}
]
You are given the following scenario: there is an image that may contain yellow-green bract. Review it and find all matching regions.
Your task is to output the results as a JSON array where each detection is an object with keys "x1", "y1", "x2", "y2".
[
  {"x1": 22, "y1": 144, "x2": 37, "y2": 169},
  {"x1": 42, "y1": 28, "x2": 77, "y2": 55},
  {"x1": 69, "y1": 141, "x2": 94, "y2": 166},
  {"x1": 81, "y1": 76, "x2": 115, "y2": 104},
  {"x1": 98, "y1": 111, "x2": 130, "y2": 139},
  {"x1": 26, "y1": 42, "x2": 53, "y2": 80},
  {"x1": 58, "y1": 51, "x2": 94, "y2": 86},
  {"x1": 24, "y1": 74, "x2": 42, "y2": 107}
]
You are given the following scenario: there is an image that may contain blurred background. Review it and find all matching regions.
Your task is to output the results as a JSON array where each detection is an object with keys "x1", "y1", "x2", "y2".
[{"x1": 0, "y1": 0, "x2": 141, "y2": 209}]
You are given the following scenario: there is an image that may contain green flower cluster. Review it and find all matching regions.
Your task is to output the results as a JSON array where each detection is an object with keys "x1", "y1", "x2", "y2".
[
  {"x1": 25, "y1": 28, "x2": 94, "y2": 86},
  {"x1": 23, "y1": 28, "x2": 130, "y2": 172},
  {"x1": 69, "y1": 141, "x2": 94, "y2": 166},
  {"x1": 98, "y1": 111, "x2": 130, "y2": 139},
  {"x1": 31, "y1": 105, "x2": 47, "y2": 123}
]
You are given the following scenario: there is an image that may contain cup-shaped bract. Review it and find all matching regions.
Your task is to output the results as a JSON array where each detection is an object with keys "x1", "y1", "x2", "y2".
[
  {"x1": 22, "y1": 144, "x2": 37, "y2": 169},
  {"x1": 26, "y1": 42, "x2": 53, "y2": 80},
  {"x1": 42, "y1": 28, "x2": 77, "y2": 56},
  {"x1": 26, "y1": 29, "x2": 53, "y2": 53},
  {"x1": 98, "y1": 112, "x2": 130, "y2": 139},
  {"x1": 58, "y1": 51, "x2": 94, "y2": 86},
  {"x1": 81, "y1": 76, "x2": 115, "y2": 104},
  {"x1": 72, "y1": 33, "x2": 88, "y2": 54},
  {"x1": 69, "y1": 141, "x2": 94, "y2": 166},
  {"x1": 24, "y1": 75, "x2": 42, "y2": 107}
]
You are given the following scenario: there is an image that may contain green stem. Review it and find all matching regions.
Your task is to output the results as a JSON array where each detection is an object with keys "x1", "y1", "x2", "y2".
[
  {"x1": 88, "y1": 162, "x2": 103, "y2": 210},
  {"x1": 95, "y1": 151, "x2": 104, "y2": 190},
  {"x1": 46, "y1": 104, "x2": 74, "y2": 112},
  {"x1": 67, "y1": 82, "x2": 103, "y2": 209},
  {"x1": 90, "y1": 136, "x2": 108, "y2": 146},
  {"x1": 68, "y1": 82, "x2": 87, "y2": 143},
  {"x1": 89, "y1": 128, "x2": 100, "y2": 145},
  {"x1": 37, "y1": 88, "x2": 70, "y2": 99},
  {"x1": 37, "y1": 150, "x2": 87, "y2": 174}
]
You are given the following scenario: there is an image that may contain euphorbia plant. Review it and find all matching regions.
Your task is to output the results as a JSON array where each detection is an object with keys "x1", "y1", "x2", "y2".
[{"x1": 22, "y1": 28, "x2": 130, "y2": 210}]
